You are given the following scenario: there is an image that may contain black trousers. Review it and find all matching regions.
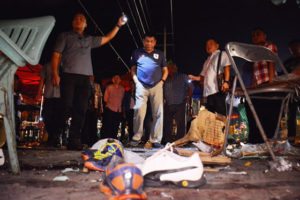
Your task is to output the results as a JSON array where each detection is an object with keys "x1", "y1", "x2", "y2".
[
  {"x1": 288, "y1": 101, "x2": 298, "y2": 138},
  {"x1": 101, "y1": 107, "x2": 122, "y2": 139},
  {"x1": 246, "y1": 99, "x2": 281, "y2": 143},
  {"x1": 163, "y1": 102, "x2": 186, "y2": 143},
  {"x1": 121, "y1": 109, "x2": 134, "y2": 140},
  {"x1": 42, "y1": 97, "x2": 63, "y2": 141},
  {"x1": 81, "y1": 108, "x2": 99, "y2": 146},
  {"x1": 206, "y1": 92, "x2": 227, "y2": 116},
  {"x1": 61, "y1": 73, "x2": 90, "y2": 142}
]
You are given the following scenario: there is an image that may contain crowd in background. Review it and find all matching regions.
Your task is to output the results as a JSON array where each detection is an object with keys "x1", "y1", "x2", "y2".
[{"x1": 14, "y1": 12, "x2": 300, "y2": 150}]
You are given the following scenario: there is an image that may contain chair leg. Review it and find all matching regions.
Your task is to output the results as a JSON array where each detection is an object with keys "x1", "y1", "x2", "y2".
[
  {"x1": 0, "y1": 67, "x2": 20, "y2": 174},
  {"x1": 3, "y1": 115, "x2": 20, "y2": 174}
]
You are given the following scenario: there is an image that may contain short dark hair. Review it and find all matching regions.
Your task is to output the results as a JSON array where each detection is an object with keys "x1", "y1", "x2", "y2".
[
  {"x1": 206, "y1": 38, "x2": 219, "y2": 43},
  {"x1": 252, "y1": 27, "x2": 266, "y2": 34},
  {"x1": 73, "y1": 11, "x2": 86, "y2": 19},
  {"x1": 288, "y1": 39, "x2": 300, "y2": 47},
  {"x1": 143, "y1": 32, "x2": 156, "y2": 39}
]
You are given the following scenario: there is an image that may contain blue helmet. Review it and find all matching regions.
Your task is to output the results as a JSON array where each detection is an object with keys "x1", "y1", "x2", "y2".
[
  {"x1": 82, "y1": 138, "x2": 124, "y2": 171},
  {"x1": 100, "y1": 163, "x2": 147, "y2": 200}
]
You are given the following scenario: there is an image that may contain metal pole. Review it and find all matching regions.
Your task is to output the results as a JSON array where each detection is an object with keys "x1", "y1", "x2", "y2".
[{"x1": 164, "y1": 26, "x2": 167, "y2": 58}]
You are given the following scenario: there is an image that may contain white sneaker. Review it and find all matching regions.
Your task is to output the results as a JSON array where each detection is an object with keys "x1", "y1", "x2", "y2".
[
  {"x1": 0, "y1": 148, "x2": 4, "y2": 166},
  {"x1": 141, "y1": 145, "x2": 206, "y2": 188}
]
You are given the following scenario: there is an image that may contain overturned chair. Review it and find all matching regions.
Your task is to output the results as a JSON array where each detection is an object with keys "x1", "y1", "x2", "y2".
[
  {"x1": 224, "y1": 42, "x2": 300, "y2": 161},
  {"x1": 174, "y1": 42, "x2": 300, "y2": 160},
  {"x1": 0, "y1": 16, "x2": 55, "y2": 174}
]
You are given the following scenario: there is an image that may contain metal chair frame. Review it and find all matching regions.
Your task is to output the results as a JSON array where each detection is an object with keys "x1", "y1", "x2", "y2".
[{"x1": 224, "y1": 42, "x2": 292, "y2": 161}]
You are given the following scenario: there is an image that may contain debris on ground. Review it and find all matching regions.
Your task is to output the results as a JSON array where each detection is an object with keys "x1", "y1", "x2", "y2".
[
  {"x1": 61, "y1": 167, "x2": 80, "y2": 174},
  {"x1": 269, "y1": 157, "x2": 293, "y2": 172},
  {"x1": 53, "y1": 175, "x2": 70, "y2": 181}
]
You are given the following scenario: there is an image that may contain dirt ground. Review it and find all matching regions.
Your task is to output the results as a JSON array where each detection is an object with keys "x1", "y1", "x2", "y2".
[{"x1": 1, "y1": 148, "x2": 300, "y2": 200}]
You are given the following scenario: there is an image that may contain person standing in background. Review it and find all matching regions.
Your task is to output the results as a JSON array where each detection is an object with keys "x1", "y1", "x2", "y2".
[
  {"x1": 284, "y1": 39, "x2": 300, "y2": 142},
  {"x1": 251, "y1": 27, "x2": 278, "y2": 86},
  {"x1": 163, "y1": 63, "x2": 192, "y2": 144},
  {"x1": 101, "y1": 75, "x2": 125, "y2": 139},
  {"x1": 247, "y1": 28, "x2": 280, "y2": 143},
  {"x1": 36, "y1": 62, "x2": 62, "y2": 147}
]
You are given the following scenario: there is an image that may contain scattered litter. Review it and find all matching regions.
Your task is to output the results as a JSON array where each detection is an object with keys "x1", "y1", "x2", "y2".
[
  {"x1": 226, "y1": 145, "x2": 242, "y2": 158},
  {"x1": 90, "y1": 178, "x2": 102, "y2": 183},
  {"x1": 0, "y1": 148, "x2": 4, "y2": 166},
  {"x1": 81, "y1": 167, "x2": 89, "y2": 173},
  {"x1": 244, "y1": 161, "x2": 252, "y2": 167},
  {"x1": 204, "y1": 167, "x2": 220, "y2": 172},
  {"x1": 226, "y1": 140, "x2": 300, "y2": 159},
  {"x1": 295, "y1": 163, "x2": 300, "y2": 171},
  {"x1": 227, "y1": 171, "x2": 248, "y2": 175},
  {"x1": 161, "y1": 192, "x2": 174, "y2": 199},
  {"x1": 223, "y1": 165, "x2": 231, "y2": 170},
  {"x1": 124, "y1": 150, "x2": 145, "y2": 165},
  {"x1": 269, "y1": 157, "x2": 293, "y2": 172},
  {"x1": 192, "y1": 141, "x2": 213, "y2": 153},
  {"x1": 53, "y1": 175, "x2": 69, "y2": 181},
  {"x1": 61, "y1": 167, "x2": 80, "y2": 174},
  {"x1": 264, "y1": 169, "x2": 269, "y2": 173}
]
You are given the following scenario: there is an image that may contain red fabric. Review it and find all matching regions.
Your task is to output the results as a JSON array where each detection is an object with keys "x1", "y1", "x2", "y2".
[
  {"x1": 253, "y1": 42, "x2": 278, "y2": 85},
  {"x1": 15, "y1": 64, "x2": 41, "y2": 99}
]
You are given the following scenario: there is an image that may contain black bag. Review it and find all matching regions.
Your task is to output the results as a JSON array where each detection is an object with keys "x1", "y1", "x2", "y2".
[{"x1": 216, "y1": 51, "x2": 224, "y2": 91}]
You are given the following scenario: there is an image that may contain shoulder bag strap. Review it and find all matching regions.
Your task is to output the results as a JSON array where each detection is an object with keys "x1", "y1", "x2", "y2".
[{"x1": 216, "y1": 51, "x2": 223, "y2": 86}]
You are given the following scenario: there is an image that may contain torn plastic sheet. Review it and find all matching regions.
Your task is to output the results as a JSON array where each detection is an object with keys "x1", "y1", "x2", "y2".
[{"x1": 269, "y1": 157, "x2": 293, "y2": 172}]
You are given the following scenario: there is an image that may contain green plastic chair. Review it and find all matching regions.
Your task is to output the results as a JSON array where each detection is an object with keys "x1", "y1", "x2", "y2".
[{"x1": 0, "y1": 16, "x2": 55, "y2": 174}]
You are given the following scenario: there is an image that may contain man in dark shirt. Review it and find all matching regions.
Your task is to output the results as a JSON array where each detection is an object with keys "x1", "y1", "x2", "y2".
[
  {"x1": 162, "y1": 63, "x2": 192, "y2": 144},
  {"x1": 284, "y1": 39, "x2": 300, "y2": 141},
  {"x1": 130, "y1": 32, "x2": 168, "y2": 148},
  {"x1": 51, "y1": 12, "x2": 125, "y2": 150}
]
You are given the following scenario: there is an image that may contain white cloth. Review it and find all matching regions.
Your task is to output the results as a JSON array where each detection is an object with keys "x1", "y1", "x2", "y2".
[{"x1": 200, "y1": 50, "x2": 231, "y2": 97}]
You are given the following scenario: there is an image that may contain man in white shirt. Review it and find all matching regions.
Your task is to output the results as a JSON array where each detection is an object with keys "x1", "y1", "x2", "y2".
[{"x1": 189, "y1": 39, "x2": 231, "y2": 116}]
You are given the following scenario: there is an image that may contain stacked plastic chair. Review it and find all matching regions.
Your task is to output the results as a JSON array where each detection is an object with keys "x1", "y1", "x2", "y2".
[{"x1": 0, "y1": 16, "x2": 55, "y2": 174}]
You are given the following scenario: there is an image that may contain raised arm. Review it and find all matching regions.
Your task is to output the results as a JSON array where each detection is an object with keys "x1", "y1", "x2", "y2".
[{"x1": 100, "y1": 17, "x2": 125, "y2": 46}]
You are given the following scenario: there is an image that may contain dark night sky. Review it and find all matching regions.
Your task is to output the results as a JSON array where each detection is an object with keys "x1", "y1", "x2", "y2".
[{"x1": 1, "y1": 0, "x2": 300, "y2": 81}]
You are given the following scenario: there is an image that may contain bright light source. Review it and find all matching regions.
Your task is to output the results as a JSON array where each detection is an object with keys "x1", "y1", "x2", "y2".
[{"x1": 121, "y1": 13, "x2": 128, "y2": 25}]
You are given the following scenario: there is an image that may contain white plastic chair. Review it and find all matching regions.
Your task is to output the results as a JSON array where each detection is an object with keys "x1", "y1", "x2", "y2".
[
  {"x1": 0, "y1": 16, "x2": 55, "y2": 174},
  {"x1": 224, "y1": 42, "x2": 293, "y2": 161}
]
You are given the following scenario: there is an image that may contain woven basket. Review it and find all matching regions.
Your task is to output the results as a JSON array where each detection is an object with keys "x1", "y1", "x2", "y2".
[{"x1": 174, "y1": 108, "x2": 226, "y2": 148}]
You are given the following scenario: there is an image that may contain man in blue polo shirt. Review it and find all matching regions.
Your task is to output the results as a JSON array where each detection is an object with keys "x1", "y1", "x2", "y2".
[
  {"x1": 51, "y1": 12, "x2": 126, "y2": 150},
  {"x1": 130, "y1": 32, "x2": 168, "y2": 148}
]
